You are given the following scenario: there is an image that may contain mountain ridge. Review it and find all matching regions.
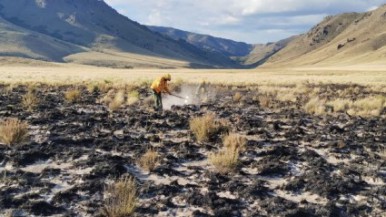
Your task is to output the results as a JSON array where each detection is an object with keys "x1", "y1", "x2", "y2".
[
  {"x1": 262, "y1": 4, "x2": 386, "y2": 67},
  {"x1": 147, "y1": 25, "x2": 253, "y2": 57},
  {"x1": 0, "y1": 1, "x2": 385, "y2": 68},
  {"x1": 0, "y1": 0, "x2": 239, "y2": 68}
]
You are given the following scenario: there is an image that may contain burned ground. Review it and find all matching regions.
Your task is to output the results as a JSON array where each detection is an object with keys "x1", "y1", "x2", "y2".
[{"x1": 0, "y1": 83, "x2": 385, "y2": 216}]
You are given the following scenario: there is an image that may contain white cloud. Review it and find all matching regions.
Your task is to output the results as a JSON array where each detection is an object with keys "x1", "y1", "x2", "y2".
[
  {"x1": 104, "y1": 0, "x2": 386, "y2": 43},
  {"x1": 367, "y1": 5, "x2": 380, "y2": 11}
]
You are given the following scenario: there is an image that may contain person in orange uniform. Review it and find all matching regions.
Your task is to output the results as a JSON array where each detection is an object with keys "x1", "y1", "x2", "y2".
[{"x1": 150, "y1": 74, "x2": 172, "y2": 111}]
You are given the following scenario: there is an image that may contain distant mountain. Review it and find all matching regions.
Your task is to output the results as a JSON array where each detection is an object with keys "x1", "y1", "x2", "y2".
[
  {"x1": 239, "y1": 36, "x2": 297, "y2": 66},
  {"x1": 0, "y1": 15, "x2": 84, "y2": 62},
  {"x1": 263, "y1": 4, "x2": 386, "y2": 67},
  {"x1": 147, "y1": 26, "x2": 253, "y2": 58},
  {"x1": 0, "y1": 0, "x2": 239, "y2": 68},
  {"x1": 1, "y1": 0, "x2": 383, "y2": 69}
]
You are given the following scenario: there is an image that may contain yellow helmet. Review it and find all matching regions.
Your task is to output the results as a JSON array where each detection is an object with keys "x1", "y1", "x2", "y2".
[{"x1": 164, "y1": 73, "x2": 171, "y2": 80}]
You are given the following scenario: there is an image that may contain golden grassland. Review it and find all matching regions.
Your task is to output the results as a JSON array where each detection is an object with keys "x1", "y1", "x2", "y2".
[{"x1": 0, "y1": 64, "x2": 385, "y2": 87}]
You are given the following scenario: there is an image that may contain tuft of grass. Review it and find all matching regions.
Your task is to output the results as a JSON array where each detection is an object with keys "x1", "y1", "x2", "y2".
[
  {"x1": 233, "y1": 92, "x2": 242, "y2": 103},
  {"x1": 109, "y1": 91, "x2": 125, "y2": 111},
  {"x1": 100, "y1": 89, "x2": 115, "y2": 104},
  {"x1": 189, "y1": 113, "x2": 225, "y2": 143},
  {"x1": 223, "y1": 133, "x2": 246, "y2": 152},
  {"x1": 208, "y1": 133, "x2": 246, "y2": 174},
  {"x1": 0, "y1": 118, "x2": 29, "y2": 146},
  {"x1": 349, "y1": 95, "x2": 386, "y2": 117},
  {"x1": 127, "y1": 90, "x2": 140, "y2": 106},
  {"x1": 87, "y1": 83, "x2": 100, "y2": 94},
  {"x1": 102, "y1": 177, "x2": 137, "y2": 217},
  {"x1": 326, "y1": 99, "x2": 353, "y2": 113},
  {"x1": 65, "y1": 89, "x2": 81, "y2": 103},
  {"x1": 99, "y1": 82, "x2": 113, "y2": 94},
  {"x1": 4, "y1": 84, "x2": 14, "y2": 94},
  {"x1": 258, "y1": 94, "x2": 272, "y2": 108},
  {"x1": 138, "y1": 149, "x2": 159, "y2": 172},
  {"x1": 304, "y1": 97, "x2": 327, "y2": 115},
  {"x1": 341, "y1": 86, "x2": 361, "y2": 97},
  {"x1": 276, "y1": 91, "x2": 297, "y2": 103},
  {"x1": 26, "y1": 83, "x2": 38, "y2": 93},
  {"x1": 209, "y1": 146, "x2": 239, "y2": 174},
  {"x1": 190, "y1": 114, "x2": 216, "y2": 142},
  {"x1": 21, "y1": 91, "x2": 39, "y2": 111}
]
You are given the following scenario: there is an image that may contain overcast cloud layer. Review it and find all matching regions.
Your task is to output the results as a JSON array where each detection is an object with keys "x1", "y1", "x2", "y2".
[{"x1": 105, "y1": 0, "x2": 386, "y2": 44}]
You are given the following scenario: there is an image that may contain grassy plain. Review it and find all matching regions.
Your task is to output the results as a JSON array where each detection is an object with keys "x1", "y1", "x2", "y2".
[{"x1": 0, "y1": 63, "x2": 385, "y2": 87}]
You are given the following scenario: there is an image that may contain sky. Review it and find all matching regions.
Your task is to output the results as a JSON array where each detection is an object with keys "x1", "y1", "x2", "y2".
[{"x1": 105, "y1": 0, "x2": 386, "y2": 44}]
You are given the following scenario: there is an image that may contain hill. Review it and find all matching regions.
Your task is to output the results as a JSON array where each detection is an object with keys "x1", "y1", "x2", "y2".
[
  {"x1": 239, "y1": 36, "x2": 297, "y2": 66},
  {"x1": 263, "y1": 4, "x2": 386, "y2": 67},
  {"x1": 0, "y1": 0, "x2": 239, "y2": 68}
]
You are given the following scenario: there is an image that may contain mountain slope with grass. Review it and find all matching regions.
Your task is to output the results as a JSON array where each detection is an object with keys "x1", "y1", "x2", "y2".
[
  {"x1": 147, "y1": 26, "x2": 253, "y2": 57},
  {"x1": 0, "y1": 15, "x2": 84, "y2": 62},
  {"x1": 0, "y1": 0, "x2": 239, "y2": 68},
  {"x1": 239, "y1": 36, "x2": 297, "y2": 66},
  {"x1": 263, "y1": 4, "x2": 386, "y2": 67}
]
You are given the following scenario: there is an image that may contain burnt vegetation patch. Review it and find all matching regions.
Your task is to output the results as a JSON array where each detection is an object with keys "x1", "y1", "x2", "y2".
[{"x1": 0, "y1": 82, "x2": 384, "y2": 216}]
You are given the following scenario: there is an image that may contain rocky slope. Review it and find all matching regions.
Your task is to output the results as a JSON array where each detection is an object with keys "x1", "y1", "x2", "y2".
[{"x1": 263, "y1": 4, "x2": 386, "y2": 67}]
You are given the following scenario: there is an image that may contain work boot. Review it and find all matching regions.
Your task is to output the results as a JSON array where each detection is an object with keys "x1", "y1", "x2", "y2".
[{"x1": 153, "y1": 106, "x2": 162, "y2": 112}]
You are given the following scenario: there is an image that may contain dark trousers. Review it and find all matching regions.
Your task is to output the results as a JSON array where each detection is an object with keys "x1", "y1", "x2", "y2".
[{"x1": 153, "y1": 90, "x2": 162, "y2": 111}]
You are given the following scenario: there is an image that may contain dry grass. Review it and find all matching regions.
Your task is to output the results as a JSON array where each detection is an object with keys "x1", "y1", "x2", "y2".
[
  {"x1": 87, "y1": 83, "x2": 99, "y2": 94},
  {"x1": 4, "y1": 84, "x2": 14, "y2": 95},
  {"x1": 326, "y1": 99, "x2": 353, "y2": 112},
  {"x1": 0, "y1": 118, "x2": 29, "y2": 146},
  {"x1": 304, "y1": 97, "x2": 327, "y2": 115},
  {"x1": 304, "y1": 95, "x2": 386, "y2": 116},
  {"x1": 21, "y1": 91, "x2": 39, "y2": 111},
  {"x1": 127, "y1": 90, "x2": 140, "y2": 106},
  {"x1": 233, "y1": 92, "x2": 242, "y2": 103},
  {"x1": 0, "y1": 64, "x2": 384, "y2": 117},
  {"x1": 348, "y1": 95, "x2": 386, "y2": 117},
  {"x1": 276, "y1": 91, "x2": 297, "y2": 102},
  {"x1": 258, "y1": 94, "x2": 272, "y2": 108},
  {"x1": 189, "y1": 113, "x2": 223, "y2": 143},
  {"x1": 99, "y1": 82, "x2": 113, "y2": 94},
  {"x1": 208, "y1": 133, "x2": 246, "y2": 173},
  {"x1": 209, "y1": 146, "x2": 239, "y2": 174},
  {"x1": 259, "y1": 85, "x2": 303, "y2": 103},
  {"x1": 26, "y1": 82, "x2": 38, "y2": 92},
  {"x1": 1, "y1": 64, "x2": 386, "y2": 87},
  {"x1": 109, "y1": 91, "x2": 125, "y2": 111},
  {"x1": 138, "y1": 149, "x2": 159, "y2": 172},
  {"x1": 102, "y1": 177, "x2": 137, "y2": 217},
  {"x1": 223, "y1": 133, "x2": 247, "y2": 152},
  {"x1": 65, "y1": 89, "x2": 81, "y2": 103},
  {"x1": 100, "y1": 89, "x2": 115, "y2": 104}
]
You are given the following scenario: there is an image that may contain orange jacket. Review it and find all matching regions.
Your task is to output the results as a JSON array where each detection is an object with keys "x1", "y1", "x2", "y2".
[{"x1": 151, "y1": 76, "x2": 170, "y2": 94}]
